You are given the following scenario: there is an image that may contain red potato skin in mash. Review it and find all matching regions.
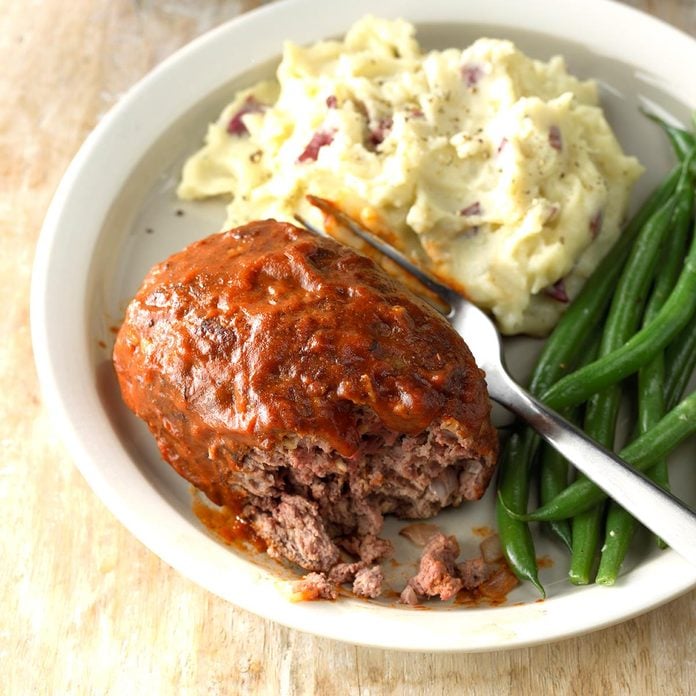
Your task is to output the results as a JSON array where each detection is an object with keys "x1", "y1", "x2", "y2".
[{"x1": 112, "y1": 220, "x2": 498, "y2": 510}]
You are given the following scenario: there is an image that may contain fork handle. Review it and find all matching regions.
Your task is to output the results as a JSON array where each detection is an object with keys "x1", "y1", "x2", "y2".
[{"x1": 491, "y1": 372, "x2": 696, "y2": 568}]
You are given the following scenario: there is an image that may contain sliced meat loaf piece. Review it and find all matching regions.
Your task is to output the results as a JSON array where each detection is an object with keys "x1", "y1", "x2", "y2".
[{"x1": 113, "y1": 220, "x2": 498, "y2": 579}]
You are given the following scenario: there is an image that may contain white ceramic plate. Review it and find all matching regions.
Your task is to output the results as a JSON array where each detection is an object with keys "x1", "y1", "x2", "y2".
[{"x1": 32, "y1": 0, "x2": 696, "y2": 651}]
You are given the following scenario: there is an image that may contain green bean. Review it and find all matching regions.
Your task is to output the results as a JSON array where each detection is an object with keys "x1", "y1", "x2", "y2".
[
  {"x1": 639, "y1": 328, "x2": 669, "y2": 513},
  {"x1": 567, "y1": 181, "x2": 671, "y2": 585},
  {"x1": 507, "y1": 392, "x2": 696, "y2": 522},
  {"x1": 538, "y1": 445, "x2": 573, "y2": 550},
  {"x1": 596, "y1": 330, "x2": 665, "y2": 583},
  {"x1": 664, "y1": 317, "x2": 696, "y2": 411},
  {"x1": 642, "y1": 110, "x2": 696, "y2": 160},
  {"x1": 600, "y1": 346, "x2": 678, "y2": 575},
  {"x1": 599, "y1": 202, "x2": 676, "y2": 348},
  {"x1": 660, "y1": 156, "x2": 696, "y2": 411},
  {"x1": 539, "y1": 333, "x2": 601, "y2": 551},
  {"x1": 639, "y1": 345, "x2": 667, "y2": 440},
  {"x1": 541, "y1": 214, "x2": 696, "y2": 411},
  {"x1": 569, "y1": 393, "x2": 615, "y2": 585},
  {"x1": 496, "y1": 167, "x2": 681, "y2": 591},
  {"x1": 495, "y1": 430, "x2": 545, "y2": 596},
  {"x1": 569, "y1": 507, "x2": 604, "y2": 584},
  {"x1": 641, "y1": 161, "x2": 694, "y2": 523},
  {"x1": 640, "y1": 340, "x2": 670, "y2": 549},
  {"x1": 596, "y1": 506, "x2": 636, "y2": 585},
  {"x1": 643, "y1": 157, "x2": 695, "y2": 326},
  {"x1": 597, "y1": 156, "x2": 696, "y2": 581},
  {"x1": 596, "y1": 502, "x2": 636, "y2": 585}
]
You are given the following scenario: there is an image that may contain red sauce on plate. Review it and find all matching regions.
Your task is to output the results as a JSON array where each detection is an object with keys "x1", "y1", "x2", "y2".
[{"x1": 192, "y1": 492, "x2": 266, "y2": 552}]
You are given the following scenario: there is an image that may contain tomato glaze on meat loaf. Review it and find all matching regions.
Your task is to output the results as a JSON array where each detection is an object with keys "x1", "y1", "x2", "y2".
[{"x1": 113, "y1": 220, "x2": 498, "y2": 597}]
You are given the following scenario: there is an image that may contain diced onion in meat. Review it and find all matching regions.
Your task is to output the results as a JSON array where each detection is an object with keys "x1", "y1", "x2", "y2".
[
  {"x1": 478, "y1": 565, "x2": 519, "y2": 599},
  {"x1": 479, "y1": 533, "x2": 503, "y2": 563},
  {"x1": 399, "y1": 523, "x2": 442, "y2": 547}
]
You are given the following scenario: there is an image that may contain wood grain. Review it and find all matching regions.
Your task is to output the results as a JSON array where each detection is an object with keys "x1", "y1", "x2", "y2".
[{"x1": 1, "y1": 1, "x2": 694, "y2": 694}]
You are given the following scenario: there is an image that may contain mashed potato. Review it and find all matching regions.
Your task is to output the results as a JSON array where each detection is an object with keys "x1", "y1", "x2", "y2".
[{"x1": 178, "y1": 17, "x2": 643, "y2": 335}]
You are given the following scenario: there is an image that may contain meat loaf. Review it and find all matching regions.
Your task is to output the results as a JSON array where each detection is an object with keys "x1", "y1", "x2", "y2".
[{"x1": 113, "y1": 220, "x2": 498, "y2": 589}]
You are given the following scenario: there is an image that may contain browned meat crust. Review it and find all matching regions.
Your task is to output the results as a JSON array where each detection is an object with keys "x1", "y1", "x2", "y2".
[{"x1": 113, "y1": 220, "x2": 498, "y2": 590}]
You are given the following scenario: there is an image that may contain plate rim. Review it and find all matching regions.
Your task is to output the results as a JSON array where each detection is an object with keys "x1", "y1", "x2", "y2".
[{"x1": 31, "y1": 0, "x2": 696, "y2": 652}]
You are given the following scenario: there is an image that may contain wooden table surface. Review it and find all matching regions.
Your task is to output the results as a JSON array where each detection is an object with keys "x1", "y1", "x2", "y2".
[{"x1": 3, "y1": 1, "x2": 695, "y2": 693}]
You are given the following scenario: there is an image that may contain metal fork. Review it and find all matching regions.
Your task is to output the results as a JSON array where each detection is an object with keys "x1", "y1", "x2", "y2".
[{"x1": 299, "y1": 199, "x2": 696, "y2": 569}]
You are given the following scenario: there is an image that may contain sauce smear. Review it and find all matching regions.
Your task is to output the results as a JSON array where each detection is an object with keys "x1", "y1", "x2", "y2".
[{"x1": 192, "y1": 493, "x2": 266, "y2": 552}]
